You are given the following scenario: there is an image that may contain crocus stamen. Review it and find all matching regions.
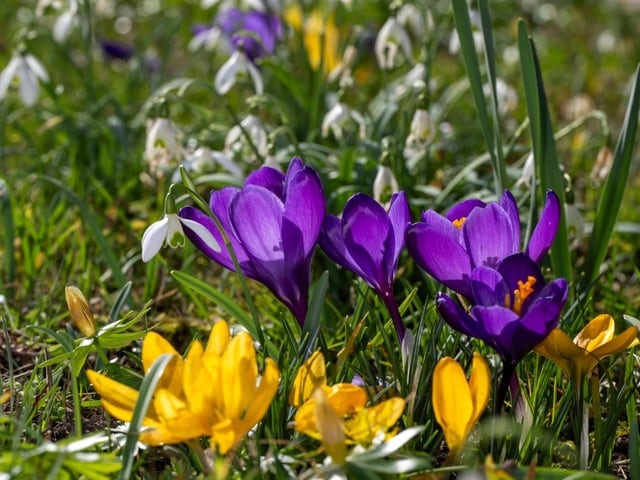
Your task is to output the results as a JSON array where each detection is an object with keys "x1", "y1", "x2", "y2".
[
  {"x1": 512, "y1": 276, "x2": 537, "y2": 315},
  {"x1": 452, "y1": 217, "x2": 467, "y2": 229}
]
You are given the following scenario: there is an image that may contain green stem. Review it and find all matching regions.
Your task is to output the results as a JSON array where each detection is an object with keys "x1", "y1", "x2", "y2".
[
  {"x1": 494, "y1": 361, "x2": 515, "y2": 415},
  {"x1": 187, "y1": 439, "x2": 214, "y2": 476},
  {"x1": 70, "y1": 365, "x2": 83, "y2": 436},
  {"x1": 575, "y1": 378, "x2": 589, "y2": 469}
]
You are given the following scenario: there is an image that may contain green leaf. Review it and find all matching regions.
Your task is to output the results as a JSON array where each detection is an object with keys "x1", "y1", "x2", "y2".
[
  {"x1": 109, "y1": 281, "x2": 132, "y2": 322},
  {"x1": 517, "y1": 20, "x2": 572, "y2": 283},
  {"x1": 118, "y1": 353, "x2": 174, "y2": 480},
  {"x1": 170, "y1": 270, "x2": 257, "y2": 339},
  {"x1": 581, "y1": 64, "x2": 640, "y2": 291},
  {"x1": 299, "y1": 271, "x2": 328, "y2": 360}
]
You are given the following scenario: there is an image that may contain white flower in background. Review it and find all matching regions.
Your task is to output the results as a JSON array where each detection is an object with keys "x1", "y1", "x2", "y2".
[
  {"x1": 188, "y1": 25, "x2": 222, "y2": 52},
  {"x1": 404, "y1": 108, "x2": 435, "y2": 161},
  {"x1": 515, "y1": 152, "x2": 535, "y2": 189},
  {"x1": 36, "y1": 0, "x2": 79, "y2": 43},
  {"x1": 144, "y1": 117, "x2": 183, "y2": 176},
  {"x1": 448, "y1": 9, "x2": 484, "y2": 55},
  {"x1": 321, "y1": 101, "x2": 366, "y2": 140},
  {"x1": 564, "y1": 203, "x2": 584, "y2": 250},
  {"x1": 484, "y1": 78, "x2": 518, "y2": 117},
  {"x1": 141, "y1": 212, "x2": 221, "y2": 262},
  {"x1": 328, "y1": 44, "x2": 358, "y2": 88},
  {"x1": 397, "y1": 3, "x2": 432, "y2": 41},
  {"x1": 224, "y1": 114, "x2": 269, "y2": 168},
  {"x1": 375, "y1": 16, "x2": 413, "y2": 69},
  {"x1": 0, "y1": 52, "x2": 49, "y2": 107},
  {"x1": 214, "y1": 50, "x2": 263, "y2": 95},
  {"x1": 391, "y1": 62, "x2": 427, "y2": 100},
  {"x1": 373, "y1": 165, "x2": 399, "y2": 205}
]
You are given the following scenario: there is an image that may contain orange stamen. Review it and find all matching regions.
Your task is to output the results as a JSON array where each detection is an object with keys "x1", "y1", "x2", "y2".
[
  {"x1": 511, "y1": 276, "x2": 537, "y2": 315},
  {"x1": 452, "y1": 217, "x2": 467, "y2": 229}
]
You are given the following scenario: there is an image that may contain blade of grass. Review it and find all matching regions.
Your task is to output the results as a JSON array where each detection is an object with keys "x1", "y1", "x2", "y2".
[
  {"x1": 580, "y1": 65, "x2": 640, "y2": 292},
  {"x1": 38, "y1": 175, "x2": 132, "y2": 304},
  {"x1": 626, "y1": 353, "x2": 639, "y2": 480},
  {"x1": 517, "y1": 20, "x2": 572, "y2": 283},
  {"x1": 118, "y1": 353, "x2": 173, "y2": 480},
  {"x1": 109, "y1": 281, "x2": 132, "y2": 322},
  {"x1": 451, "y1": 0, "x2": 505, "y2": 195},
  {"x1": 0, "y1": 177, "x2": 15, "y2": 299},
  {"x1": 299, "y1": 271, "x2": 328, "y2": 361}
]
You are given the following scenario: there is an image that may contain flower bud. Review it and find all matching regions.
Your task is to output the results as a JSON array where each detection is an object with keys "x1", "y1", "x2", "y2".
[{"x1": 65, "y1": 286, "x2": 97, "y2": 337}]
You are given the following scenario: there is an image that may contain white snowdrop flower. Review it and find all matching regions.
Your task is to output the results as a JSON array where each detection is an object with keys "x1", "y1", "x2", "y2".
[
  {"x1": 484, "y1": 78, "x2": 518, "y2": 116},
  {"x1": 328, "y1": 44, "x2": 358, "y2": 88},
  {"x1": 375, "y1": 16, "x2": 413, "y2": 69},
  {"x1": 391, "y1": 62, "x2": 426, "y2": 100},
  {"x1": 448, "y1": 10, "x2": 483, "y2": 55},
  {"x1": 53, "y1": 0, "x2": 78, "y2": 42},
  {"x1": 373, "y1": 165, "x2": 399, "y2": 206},
  {"x1": 141, "y1": 213, "x2": 220, "y2": 262},
  {"x1": 516, "y1": 152, "x2": 535, "y2": 189},
  {"x1": 404, "y1": 108, "x2": 435, "y2": 161},
  {"x1": 564, "y1": 203, "x2": 584, "y2": 250},
  {"x1": 224, "y1": 114, "x2": 269, "y2": 168},
  {"x1": 0, "y1": 53, "x2": 49, "y2": 107},
  {"x1": 214, "y1": 50, "x2": 263, "y2": 95},
  {"x1": 397, "y1": 4, "x2": 431, "y2": 41},
  {"x1": 321, "y1": 102, "x2": 366, "y2": 140},
  {"x1": 144, "y1": 117, "x2": 183, "y2": 175},
  {"x1": 188, "y1": 25, "x2": 222, "y2": 52}
]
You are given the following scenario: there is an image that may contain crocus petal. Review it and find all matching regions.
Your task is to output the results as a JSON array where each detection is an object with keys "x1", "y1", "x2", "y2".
[
  {"x1": 497, "y1": 253, "x2": 545, "y2": 304},
  {"x1": 470, "y1": 305, "x2": 520, "y2": 358},
  {"x1": 283, "y1": 164, "x2": 325, "y2": 257},
  {"x1": 470, "y1": 266, "x2": 509, "y2": 307},
  {"x1": 445, "y1": 198, "x2": 486, "y2": 223},
  {"x1": 432, "y1": 357, "x2": 474, "y2": 455},
  {"x1": 590, "y1": 326, "x2": 639, "y2": 359},
  {"x1": 245, "y1": 165, "x2": 285, "y2": 197},
  {"x1": 468, "y1": 352, "x2": 491, "y2": 423},
  {"x1": 573, "y1": 314, "x2": 615, "y2": 351},
  {"x1": 386, "y1": 192, "x2": 410, "y2": 276},
  {"x1": 86, "y1": 370, "x2": 139, "y2": 422},
  {"x1": 526, "y1": 190, "x2": 560, "y2": 263},
  {"x1": 289, "y1": 350, "x2": 327, "y2": 407},
  {"x1": 534, "y1": 329, "x2": 582, "y2": 379},
  {"x1": 498, "y1": 190, "x2": 521, "y2": 245},
  {"x1": 436, "y1": 292, "x2": 481, "y2": 339},
  {"x1": 221, "y1": 332, "x2": 258, "y2": 420},
  {"x1": 320, "y1": 214, "x2": 366, "y2": 278},
  {"x1": 239, "y1": 357, "x2": 280, "y2": 435},
  {"x1": 141, "y1": 216, "x2": 169, "y2": 262},
  {"x1": 519, "y1": 278, "x2": 568, "y2": 336},
  {"x1": 142, "y1": 332, "x2": 183, "y2": 393},
  {"x1": 463, "y1": 203, "x2": 519, "y2": 269},
  {"x1": 343, "y1": 193, "x2": 391, "y2": 290},
  {"x1": 406, "y1": 223, "x2": 473, "y2": 298}
]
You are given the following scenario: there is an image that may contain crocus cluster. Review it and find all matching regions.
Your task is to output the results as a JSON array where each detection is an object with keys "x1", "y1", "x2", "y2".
[
  {"x1": 87, "y1": 320, "x2": 279, "y2": 453},
  {"x1": 180, "y1": 157, "x2": 325, "y2": 326}
]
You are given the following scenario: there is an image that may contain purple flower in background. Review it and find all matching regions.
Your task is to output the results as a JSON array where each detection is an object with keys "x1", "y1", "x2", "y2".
[
  {"x1": 99, "y1": 40, "x2": 134, "y2": 61},
  {"x1": 406, "y1": 190, "x2": 560, "y2": 299},
  {"x1": 320, "y1": 192, "x2": 410, "y2": 341},
  {"x1": 179, "y1": 157, "x2": 325, "y2": 326},
  {"x1": 216, "y1": 7, "x2": 283, "y2": 62},
  {"x1": 437, "y1": 254, "x2": 568, "y2": 368}
]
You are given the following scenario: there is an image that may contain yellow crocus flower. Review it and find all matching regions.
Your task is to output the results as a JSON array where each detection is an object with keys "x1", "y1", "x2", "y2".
[
  {"x1": 87, "y1": 320, "x2": 280, "y2": 453},
  {"x1": 432, "y1": 352, "x2": 491, "y2": 458},
  {"x1": 65, "y1": 286, "x2": 97, "y2": 337},
  {"x1": 291, "y1": 351, "x2": 405, "y2": 462},
  {"x1": 535, "y1": 314, "x2": 639, "y2": 385}
]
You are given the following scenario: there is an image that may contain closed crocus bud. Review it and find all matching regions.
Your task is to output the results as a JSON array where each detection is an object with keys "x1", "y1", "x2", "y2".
[{"x1": 65, "y1": 286, "x2": 96, "y2": 337}]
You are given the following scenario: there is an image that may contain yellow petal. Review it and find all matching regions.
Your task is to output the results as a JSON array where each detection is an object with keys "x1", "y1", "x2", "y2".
[
  {"x1": 289, "y1": 350, "x2": 326, "y2": 407},
  {"x1": 346, "y1": 397, "x2": 405, "y2": 445},
  {"x1": 205, "y1": 320, "x2": 230, "y2": 358},
  {"x1": 183, "y1": 340, "x2": 208, "y2": 413},
  {"x1": 140, "y1": 411, "x2": 211, "y2": 446},
  {"x1": 324, "y1": 384, "x2": 367, "y2": 416},
  {"x1": 153, "y1": 388, "x2": 189, "y2": 422},
  {"x1": 142, "y1": 332, "x2": 184, "y2": 394},
  {"x1": 468, "y1": 353, "x2": 491, "y2": 425},
  {"x1": 591, "y1": 326, "x2": 639, "y2": 360},
  {"x1": 294, "y1": 401, "x2": 322, "y2": 438},
  {"x1": 312, "y1": 388, "x2": 347, "y2": 463},
  {"x1": 211, "y1": 418, "x2": 240, "y2": 455},
  {"x1": 221, "y1": 331, "x2": 258, "y2": 420},
  {"x1": 86, "y1": 370, "x2": 138, "y2": 423},
  {"x1": 283, "y1": 4, "x2": 303, "y2": 31},
  {"x1": 534, "y1": 329, "x2": 584, "y2": 379},
  {"x1": 574, "y1": 314, "x2": 615, "y2": 351},
  {"x1": 238, "y1": 358, "x2": 280, "y2": 434},
  {"x1": 432, "y1": 357, "x2": 473, "y2": 455}
]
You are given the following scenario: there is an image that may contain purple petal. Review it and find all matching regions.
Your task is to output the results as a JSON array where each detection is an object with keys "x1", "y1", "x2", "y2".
[
  {"x1": 520, "y1": 278, "x2": 568, "y2": 333},
  {"x1": 498, "y1": 190, "x2": 521, "y2": 247},
  {"x1": 282, "y1": 163, "x2": 325, "y2": 257},
  {"x1": 420, "y1": 209, "x2": 461, "y2": 244},
  {"x1": 209, "y1": 187, "x2": 240, "y2": 233},
  {"x1": 230, "y1": 185, "x2": 284, "y2": 267},
  {"x1": 470, "y1": 266, "x2": 509, "y2": 307},
  {"x1": 245, "y1": 166, "x2": 285, "y2": 198},
  {"x1": 343, "y1": 193, "x2": 390, "y2": 291},
  {"x1": 406, "y1": 223, "x2": 473, "y2": 298},
  {"x1": 283, "y1": 157, "x2": 304, "y2": 195},
  {"x1": 319, "y1": 215, "x2": 365, "y2": 277},
  {"x1": 526, "y1": 190, "x2": 560, "y2": 263},
  {"x1": 436, "y1": 292, "x2": 481, "y2": 338},
  {"x1": 385, "y1": 192, "x2": 410, "y2": 274},
  {"x1": 445, "y1": 198, "x2": 486, "y2": 222},
  {"x1": 463, "y1": 202, "x2": 519, "y2": 269},
  {"x1": 497, "y1": 253, "x2": 544, "y2": 306},
  {"x1": 470, "y1": 305, "x2": 520, "y2": 361}
]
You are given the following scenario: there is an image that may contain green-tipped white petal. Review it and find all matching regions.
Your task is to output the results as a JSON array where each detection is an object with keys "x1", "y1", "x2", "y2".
[{"x1": 141, "y1": 216, "x2": 169, "y2": 262}]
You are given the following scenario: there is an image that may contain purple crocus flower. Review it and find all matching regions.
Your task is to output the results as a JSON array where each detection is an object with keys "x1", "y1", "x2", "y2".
[
  {"x1": 216, "y1": 7, "x2": 283, "y2": 62},
  {"x1": 319, "y1": 192, "x2": 410, "y2": 341},
  {"x1": 99, "y1": 40, "x2": 134, "y2": 61},
  {"x1": 179, "y1": 157, "x2": 325, "y2": 326},
  {"x1": 437, "y1": 253, "x2": 568, "y2": 410},
  {"x1": 406, "y1": 190, "x2": 560, "y2": 299}
]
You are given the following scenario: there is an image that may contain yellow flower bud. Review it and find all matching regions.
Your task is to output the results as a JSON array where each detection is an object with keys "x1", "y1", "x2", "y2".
[{"x1": 65, "y1": 286, "x2": 97, "y2": 337}]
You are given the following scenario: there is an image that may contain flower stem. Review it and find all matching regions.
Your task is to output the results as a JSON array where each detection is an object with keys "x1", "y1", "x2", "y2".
[
  {"x1": 575, "y1": 378, "x2": 589, "y2": 469},
  {"x1": 494, "y1": 362, "x2": 515, "y2": 415},
  {"x1": 381, "y1": 291, "x2": 405, "y2": 343},
  {"x1": 187, "y1": 439, "x2": 214, "y2": 476}
]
